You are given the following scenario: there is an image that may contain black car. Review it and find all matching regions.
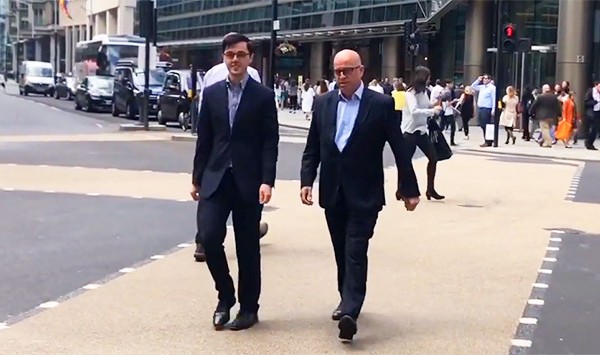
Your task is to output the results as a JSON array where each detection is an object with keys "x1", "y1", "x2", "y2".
[
  {"x1": 54, "y1": 76, "x2": 77, "y2": 100},
  {"x1": 112, "y1": 64, "x2": 166, "y2": 119},
  {"x1": 74, "y1": 75, "x2": 114, "y2": 112},
  {"x1": 157, "y1": 70, "x2": 193, "y2": 127}
]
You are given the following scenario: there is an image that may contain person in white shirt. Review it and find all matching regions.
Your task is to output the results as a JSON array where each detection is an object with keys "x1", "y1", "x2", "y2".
[
  {"x1": 367, "y1": 79, "x2": 384, "y2": 94},
  {"x1": 401, "y1": 66, "x2": 445, "y2": 201}
]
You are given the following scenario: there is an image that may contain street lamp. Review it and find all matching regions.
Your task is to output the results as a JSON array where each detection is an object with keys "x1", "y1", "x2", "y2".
[{"x1": 267, "y1": 0, "x2": 278, "y2": 89}]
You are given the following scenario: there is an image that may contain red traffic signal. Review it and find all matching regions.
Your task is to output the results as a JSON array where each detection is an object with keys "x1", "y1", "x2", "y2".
[{"x1": 503, "y1": 23, "x2": 515, "y2": 38}]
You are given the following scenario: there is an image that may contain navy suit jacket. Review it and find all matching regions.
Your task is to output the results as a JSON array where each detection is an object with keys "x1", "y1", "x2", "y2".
[
  {"x1": 301, "y1": 87, "x2": 420, "y2": 212},
  {"x1": 192, "y1": 77, "x2": 279, "y2": 203}
]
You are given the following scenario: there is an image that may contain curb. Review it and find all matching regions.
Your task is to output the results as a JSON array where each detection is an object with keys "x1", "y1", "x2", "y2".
[
  {"x1": 119, "y1": 124, "x2": 167, "y2": 132},
  {"x1": 171, "y1": 134, "x2": 197, "y2": 142},
  {"x1": 461, "y1": 148, "x2": 600, "y2": 163},
  {"x1": 279, "y1": 123, "x2": 309, "y2": 131}
]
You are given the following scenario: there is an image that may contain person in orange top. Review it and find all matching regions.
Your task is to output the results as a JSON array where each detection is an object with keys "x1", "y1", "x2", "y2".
[{"x1": 556, "y1": 89, "x2": 576, "y2": 148}]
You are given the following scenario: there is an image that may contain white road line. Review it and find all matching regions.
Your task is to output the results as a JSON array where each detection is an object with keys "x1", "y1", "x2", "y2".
[
  {"x1": 532, "y1": 283, "x2": 549, "y2": 289},
  {"x1": 7, "y1": 163, "x2": 17, "y2": 167},
  {"x1": 38, "y1": 301, "x2": 59, "y2": 309},
  {"x1": 51, "y1": 106, "x2": 60, "y2": 111},
  {"x1": 82, "y1": 284, "x2": 101, "y2": 290},
  {"x1": 177, "y1": 199, "x2": 189, "y2": 202},
  {"x1": 142, "y1": 170, "x2": 153, "y2": 173},
  {"x1": 519, "y1": 317, "x2": 538, "y2": 325},
  {"x1": 511, "y1": 339, "x2": 532, "y2": 347},
  {"x1": 550, "y1": 230, "x2": 566, "y2": 234},
  {"x1": 543, "y1": 257, "x2": 557, "y2": 262},
  {"x1": 538, "y1": 269, "x2": 553, "y2": 274},
  {"x1": 72, "y1": 166, "x2": 83, "y2": 169},
  {"x1": 550, "y1": 237, "x2": 562, "y2": 242},
  {"x1": 132, "y1": 196, "x2": 144, "y2": 199},
  {"x1": 96, "y1": 123, "x2": 103, "y2": 128},
  {"x1": 0, "y1": 322, "x2": 8, "y2": 330},
  {"x1": 119, "y1": 268, "x2": 135, "y2": 273},
  {"x1": 528, "y1": 299, "x2": 545, "y2": 306},
  {"x1": 86, "y1": 193, "x2": 101, "y2": 196},
  {"x1": 177, "y1": 243, "x2": 191, "y2": 248},
  {"x1": 546, "y1": 247, "x2": 560, "y2": 251},
  {"x1": 150, "y1": 255, "x2": 165, "y2": 260},
  {"x1": 43, "y1": 190, "x2": 56, "y2": 194},
  {"x1": 1, "y1": 188, "x2": 15, "y2": 191}
]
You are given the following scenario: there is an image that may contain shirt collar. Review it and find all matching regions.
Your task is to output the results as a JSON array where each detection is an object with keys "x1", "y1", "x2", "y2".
[
  {"x1": 226, "y1": 73, "x2": 249, "y2": 90},
  {"x1": 339, "y1": 82, "x2": 364, "y2": 102}
]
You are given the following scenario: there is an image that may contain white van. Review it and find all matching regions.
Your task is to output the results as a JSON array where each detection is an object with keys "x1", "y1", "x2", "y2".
[{"x1": 18, "y1": 61, "x2": 55, "y2": 96}]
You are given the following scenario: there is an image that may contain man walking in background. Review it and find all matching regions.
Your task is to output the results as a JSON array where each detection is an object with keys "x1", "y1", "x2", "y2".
[{"x1": 530, "y1": 84, "x2": 562, "y2": 148}]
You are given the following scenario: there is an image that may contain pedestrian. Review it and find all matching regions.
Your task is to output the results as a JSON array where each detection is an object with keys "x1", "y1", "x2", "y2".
[
  {"x1": 300, "y1": 49, "x2": 420, "y2": 343},
  {"x1": 402, "y1": 66, "x2": 445, "y2": 200},
  {"x1": 583, "y1": 81, "x2": 600, "y2": 150},
  {"x1": 471, "y1": 74, "x2": 496, "y2": 147},
  {"x1": 191, "y1": 33, "x2": 279, "y2": 331},
  {"x1": 530, "y1": 84, "x2": 562, "y2": 148},
  {"x1": 456, "y1": 86, "x2": 475, "y2": 140},
  {"x1": 520, "y1": 87, "x2": 534, "y2": 141},
  {"x1": 301, "y1": 79, "x2": 315, "y2": 120},
  {"x1": 500, "y1": 86, "x2": 519, "y2": 144}
]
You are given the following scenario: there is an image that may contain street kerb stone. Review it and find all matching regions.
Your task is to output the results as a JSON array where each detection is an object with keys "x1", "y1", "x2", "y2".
[{"x1": 0, "y1": 153, "x2": 587, "y2": 354}]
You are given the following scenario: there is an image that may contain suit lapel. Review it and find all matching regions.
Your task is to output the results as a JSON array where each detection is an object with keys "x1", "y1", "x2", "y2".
[
  {"x1": 328, "y1": 92, "x2": 340, "y2": 148},
  {"x1": 344, "y1": 88, "x2": 372, "y2": 149},
  {"x1": 218, "y1": 81, "x2": 231, "y2": 136}
]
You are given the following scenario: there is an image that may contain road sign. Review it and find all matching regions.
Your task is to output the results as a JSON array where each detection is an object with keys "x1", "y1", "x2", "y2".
[{"x1": 576, "y1": 55, "x2": 585, "y2": 63}]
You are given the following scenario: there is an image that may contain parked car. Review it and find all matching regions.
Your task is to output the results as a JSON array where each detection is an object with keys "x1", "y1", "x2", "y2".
[
  {"x1": 54, "y1": 75, "x2": 77, "y2": 100},
  {"x1": 112, "y1": 61, "x2": 166, "y2": 119},
  {"x1": 18, "y1": 61, "x2": 55, "y2": 96},
  {"x1": 74, "y1": 75, "x2": 114, "y2": 112},
  {"x1": 157, "y1": 70, "x2": 193, "y2": 127}
]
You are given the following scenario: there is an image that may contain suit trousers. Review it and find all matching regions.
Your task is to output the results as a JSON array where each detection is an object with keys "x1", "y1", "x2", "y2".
[
  {"x1": 201, "y1": 169, "x2": 263, "y2": 313},
  {"x1": 478, "y1": 108, "x2": 493, "y2": 145},
  {"x1": 324, "y1": 190, "x2": 379, "y2": 319}
]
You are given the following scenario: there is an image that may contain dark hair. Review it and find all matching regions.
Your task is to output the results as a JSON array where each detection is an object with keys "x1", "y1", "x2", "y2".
[
  {"x1": 409, "y1": 66, "x2": 431, "y2": 94},
  {"x1": 222, "y1": 33, "x2": 254, "y2": 55},
  {"x1": 483, "y1": 73, "x2": 492, "y2": 79}
]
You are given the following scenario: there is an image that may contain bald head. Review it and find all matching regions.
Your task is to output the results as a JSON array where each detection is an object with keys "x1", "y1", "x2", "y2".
[
  {"x1": 333, "y1": 49, "x2": 364, "y2": 98},
  {"x1": 542, "y1": 84, "x2": 551, "y2": 93}
]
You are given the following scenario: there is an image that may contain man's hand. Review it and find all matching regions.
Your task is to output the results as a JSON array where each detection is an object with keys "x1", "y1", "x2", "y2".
[
  {"x1": 190, "y1": 184, "x2": 200, "y2": 201},
  {"x1": 300, "y1": 186, "x2": 313, "y2": 206},
  {"x1": 395, "y1": 191, "x2": 420, "y2": 211},
  {"x1": 259, "y1": 184, "x2": 272, "y2": 204}
]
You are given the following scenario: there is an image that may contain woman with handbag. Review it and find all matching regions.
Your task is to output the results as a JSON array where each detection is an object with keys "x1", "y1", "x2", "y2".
[{"x1": 401, "y1": 66, "x2": 445, "y2": 201}]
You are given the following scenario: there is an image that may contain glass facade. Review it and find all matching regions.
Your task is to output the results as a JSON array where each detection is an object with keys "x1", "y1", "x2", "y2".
[{"x1": 156, "y1": 0, "x2": 424, "y2": 44}]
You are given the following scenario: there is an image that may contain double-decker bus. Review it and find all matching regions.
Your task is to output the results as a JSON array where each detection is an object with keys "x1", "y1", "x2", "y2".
[{"x1": 73, "y1": 34, "x2": 157, "y2": 83}]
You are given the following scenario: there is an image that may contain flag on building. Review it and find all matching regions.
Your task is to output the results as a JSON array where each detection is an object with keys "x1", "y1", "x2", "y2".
[{"x1": 59, "y1": 0, "x2": 72, "y2": 19}]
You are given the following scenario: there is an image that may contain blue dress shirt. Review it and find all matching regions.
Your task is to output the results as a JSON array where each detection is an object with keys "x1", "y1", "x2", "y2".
[{"x1": 335, "y1": 82, "x2": 364, "y2": 151}]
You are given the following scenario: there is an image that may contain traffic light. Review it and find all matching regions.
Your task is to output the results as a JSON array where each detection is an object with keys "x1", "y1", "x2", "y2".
[{"x1": 501, "y1": 23, "x2": 517, "y2": 53}]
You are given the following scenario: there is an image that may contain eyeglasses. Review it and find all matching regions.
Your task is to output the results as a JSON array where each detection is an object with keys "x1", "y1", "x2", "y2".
[
  {"x1": 223, "y1": 51, "x2": 250, "y2": 59},
  {"x1": 334, "y1": 66, "x2": 361, "y2": 77}
]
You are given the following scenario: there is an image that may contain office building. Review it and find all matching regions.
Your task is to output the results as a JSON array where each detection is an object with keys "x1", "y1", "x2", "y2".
[
  {"x1": 156, "y1": 0, "x2": 597, "y2": 105},
  {"x1": 0, "y1": 0, "x2": 9, "y2": 72}
]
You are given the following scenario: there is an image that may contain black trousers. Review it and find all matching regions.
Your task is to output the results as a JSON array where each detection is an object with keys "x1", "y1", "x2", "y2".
[
  {"x1": 195, "y1": 200, "x2": 203, "y2": 244},
  {"x1": 201, "y1": 169, "x2": 263, "y2": 313},
  {"x1": 403, "y1": 131, "x2": 438, "y2": 192},
  {"x1": 441, "y1": 114, "x2": 456, "y2": 144},
  {"x1": 324, "y1": 190, "x2": 379, "y2": 319},
  {"x1": 585, "y1": 112, "x2": 600, "y2": 148}
]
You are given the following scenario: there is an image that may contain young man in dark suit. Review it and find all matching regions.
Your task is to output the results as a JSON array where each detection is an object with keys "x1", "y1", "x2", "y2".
[
  {"x1": 300, "y1": 49, "x2": 420, "y2": 343},
  {"x1": 191, "y1": 33, "x2": 279, "y2": 331}
]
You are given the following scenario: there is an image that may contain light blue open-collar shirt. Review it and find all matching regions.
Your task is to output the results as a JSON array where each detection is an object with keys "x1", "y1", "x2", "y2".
[
  {"x1": 335, "y1": 82, "x2": 364, "y2": 152},
  {"x1": 471, "y1": 79, "x2": 496, "y2": 115}
]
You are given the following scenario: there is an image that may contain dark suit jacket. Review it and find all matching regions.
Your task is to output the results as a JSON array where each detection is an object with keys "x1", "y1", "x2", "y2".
[
  {"x1": 530, "y1": 93, "x2": 562, "y2": 122},
  {"x1": 584, "y1": 88, "x2": 599, "y2": 120},
  {"x1": 192, "y1": 77, "x2": 279, "y2": 203},
  {"x1": 301, "y1": 87, "x2": 420, "y2": 212}
]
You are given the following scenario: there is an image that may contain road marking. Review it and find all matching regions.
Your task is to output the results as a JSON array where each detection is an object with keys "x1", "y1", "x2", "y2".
[
  {"x1": 528, "y1": 299, "x2": 545, "y2": 306},
  {"x1": 73, "y1": 166, "x2": 83, "y2": 169},
  {"x1": 51, "y1": 106, "x2": 60, "y2": 111},
  {"x1": 550, "y1": 237, "x2": 562, "y2": 242},
  {"x1": 177, "y1": 243, "x2": 191, "y2": 248},
  {"x1": 43, "y1": 190, "x2": 56, "y2": 194},
  {"x1": 7, "y1": 163, "x2": 17, "y2": 167},
  {"x1": 142, "y1": 170, "x2": 153, "y2": 173},
  {"x1": 1, "y1": 187, "x2": 15, "y2": 191},
  {"x1": 519, "y1": 317, "x2": 538, "y2": 325},
  {"x1": 38, "y1": 301, "x2": 59, "y2": 309},
  {"x1": 511, "y1": 339, "x2": 532, "y2": 347},
  {"x1": 96, "y1": 123, "x2": 103, "y2": 128},
  {"x1": 150, "y1": 255, "x2": 165, "y2": 260},
  {"x1": 119, "y1": 267, "x2": 135, "y2": 273},
  {"x1": 86, "y1": 192, "x2": 101, "y2": 196},
  {"x1": 532, "y1": 283, "x2": 549, "y2": 289},
  {"x1": 0, "y1": 322, "x2": 8, "y2": 330},
  {"x1": 132, "y1": 196, "x2": 144, "y2": 199},
  {"x1": 538, "y1": 269, "x2": 553, "y2": 274},
  {"x1": 82, "y1": 284, "x2": 101, "y2": 290},
  {"x1": 177, "y1": 199, "x2": 189, "y2": 202},
  {"x1": 546, "y1": 247, "x2": 560, "y2": 251},
  {"x1": 550, "y1": 230, "x2": 565, "y2": 234},
  {"x1": 543, "y1": 257, "x2": 557, "y2": 262}
]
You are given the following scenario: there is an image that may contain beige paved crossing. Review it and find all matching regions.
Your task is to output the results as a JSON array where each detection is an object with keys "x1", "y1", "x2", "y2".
[{"x1": 0, "y1": 147, "x2": 597, "y2": 354}]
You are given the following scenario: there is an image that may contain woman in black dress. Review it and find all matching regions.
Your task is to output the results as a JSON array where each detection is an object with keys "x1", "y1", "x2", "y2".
[{"x1": 457, "y1": 86, "x2": 475, "y2": 140}]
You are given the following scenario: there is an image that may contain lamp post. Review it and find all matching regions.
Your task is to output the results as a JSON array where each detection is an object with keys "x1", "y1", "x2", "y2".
[{"x1": 267, "y1": 0, "x2": 278, "y2": 89}]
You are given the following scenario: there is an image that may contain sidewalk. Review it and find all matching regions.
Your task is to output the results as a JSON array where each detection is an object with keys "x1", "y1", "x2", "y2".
[
  {"x1": 277, "y1": 110, "x2": 600, "y2": 162},
  {"x1": 0, "y1": 152, "x2": 596, "y2": 354}
]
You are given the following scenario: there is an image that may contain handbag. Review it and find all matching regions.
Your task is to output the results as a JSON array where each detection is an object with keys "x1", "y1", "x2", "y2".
[
  {"x1": 485, "y1": 124, "x2": 495, "y2": 140},
  {"x1": 429, "y1": 129, "x2": 453, "y2": 161}
]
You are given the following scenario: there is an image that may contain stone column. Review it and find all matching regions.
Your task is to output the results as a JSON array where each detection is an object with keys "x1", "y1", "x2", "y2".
[
  {"x1": 35, "y1": 40, "x2": 42, "y2": 61},
  {"x1": 310, "y1": 42, "x2": 324, "y2": 82},
  {"x1": 464, "y1": 0, "x2": 493, "y2": 83},
  {"x1": 381, "y1": 36, "x2": 399, "y2": 80},
  {"x1": 65, "y1": 26, "x2": 72, "y2": 73},
  {"x1": 50, "y1": 35, "x2": 56, "y2": 70},
  {"x1": 12, "y1": 43, "x2": 18, "y2": 72},
  {"x1": 556, "y1": 0, "x2": 593, "y2": 115},
  {"x1": 117, "y1": 6, "x2": 134, "y2": 35}
]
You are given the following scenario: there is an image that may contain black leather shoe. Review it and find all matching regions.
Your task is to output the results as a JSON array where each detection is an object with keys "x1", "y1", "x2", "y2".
[
  {"x1": 331, "y1": 303, "x2": 342, "y2": 321},
  {"x1": 194, "y1": 243, "x2": 206, "y2": 263},
  {"x1": 259, "y1": 221, "x2": 268, "y2": 239},
  {"x1": 229, "y1": 312, "x2": 259, "y2": 331},
  {"x1": 213, "y1": 301, "x2": 234, "y2": 330},
  {"x1": 338, "y1": 315, "x2": 357, "y2": 343}
]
